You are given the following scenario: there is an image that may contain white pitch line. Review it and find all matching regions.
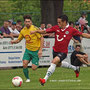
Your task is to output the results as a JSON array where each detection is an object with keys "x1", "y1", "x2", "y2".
[{"x1": 50, "y1": 79, "x2": 81, "y2": 82}]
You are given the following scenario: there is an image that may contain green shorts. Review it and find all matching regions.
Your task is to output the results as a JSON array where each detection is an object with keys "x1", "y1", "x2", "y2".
[{"x1": 23, "y1": 49, "x2": 39, "y2": 66}]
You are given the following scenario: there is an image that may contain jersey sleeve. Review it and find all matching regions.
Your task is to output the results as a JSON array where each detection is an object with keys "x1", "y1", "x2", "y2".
[
  {"x1": 34, "y1": 26, "x2": 42, "y2": 38},
  {"x1": 46, "y1": 26, "x2": 56, "y2": 33},
  {"x1": 35, "y1": 33, "x2": 42, "y2": 38},
  {"x1": 18, "y1": 31, "x2": 24, "y2": 41},
  {"x1": 72, "y1": 28, "x2": 82, "y2": 36}
]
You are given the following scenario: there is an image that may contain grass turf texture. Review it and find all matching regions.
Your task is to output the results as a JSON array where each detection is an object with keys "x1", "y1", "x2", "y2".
[{"x1": 0, "y1": 67, "x2": 90, "y2": 90}]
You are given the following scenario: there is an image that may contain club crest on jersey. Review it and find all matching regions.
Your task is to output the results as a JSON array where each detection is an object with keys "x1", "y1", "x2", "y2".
[{"x1": 65, "y1": 31, "x2": 69, "y2": 34}]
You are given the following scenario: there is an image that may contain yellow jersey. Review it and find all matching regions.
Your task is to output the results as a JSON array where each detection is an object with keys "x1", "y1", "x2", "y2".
[{"x1": 18, "y1": 25, "x2": 42, "y2": 51}]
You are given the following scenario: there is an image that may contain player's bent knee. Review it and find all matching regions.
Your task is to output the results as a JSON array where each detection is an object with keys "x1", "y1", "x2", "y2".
[
  {"x1": 32, "y1": 64, "x2": 37, "y2": 70},
  {"x1": 23, "y1": 60, "x2": 29, "y2": 68},
  {"x1": 52, "y1": 56, "x2": 60, "y2": 64},
  {"x1": 23, "y1": 63, "x2": 28, "y2": 68},
  {"x1": 32, "y1": 67, "x2": 37, "y2": 70},
  {"x1": 52, "y1": 60, "x2": 57, "y2": 64}
]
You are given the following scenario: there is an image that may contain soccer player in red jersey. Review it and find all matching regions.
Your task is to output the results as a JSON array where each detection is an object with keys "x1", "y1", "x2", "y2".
[{"x1": 31, "y1": 15, "x2": 90, "y2": 86}]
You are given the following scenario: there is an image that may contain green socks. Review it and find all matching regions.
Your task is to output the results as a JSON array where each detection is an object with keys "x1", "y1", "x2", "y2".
[{"x1": 23, "y1": 68, "x2": 29, "y2": 79}]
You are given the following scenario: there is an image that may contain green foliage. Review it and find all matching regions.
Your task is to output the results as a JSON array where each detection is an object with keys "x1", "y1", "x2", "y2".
[
  {"x1": 0, "y1": 0, "x2": 41, "y2": 27},
  {"x1": 63, "y1": 0, "x2": 90, "y2": 23},
  {"x1": 0, "y1": 0, "x2": 89, "y2": 27}
]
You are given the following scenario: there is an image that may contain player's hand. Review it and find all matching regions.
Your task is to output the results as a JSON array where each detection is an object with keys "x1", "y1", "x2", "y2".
[
  {"x1": 30, "y1": 31, "x2": 36, "y2": 35},
  {"x1": 38, "y1": 50, "x2": 42, "y2": 58},
  {"x1": 0, "y1": 36, "x2": 3, "y2": 39},
  {"x1": 10, "y1": 40, "x2": 15, "y2": 44}
]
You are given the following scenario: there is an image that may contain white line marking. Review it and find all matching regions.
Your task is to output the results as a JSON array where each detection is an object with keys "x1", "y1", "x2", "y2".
[{"x1": 50, "y1": 79, "x2": 81, "y2": 82}]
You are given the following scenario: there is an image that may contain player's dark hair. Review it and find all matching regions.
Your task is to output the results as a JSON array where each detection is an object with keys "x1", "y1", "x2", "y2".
[
  {"x1": 23, "y1": 15, "x2": 32, "y2": 21},
  {"x1": 58, "y1": 15, "x2": 68, "y2": 23},
  {"x1": 69, "y1": 21, "x2": 74, "y2": 25},
  {"x1": 76, "y1": 45, "x2": 81, "y2": 48}
]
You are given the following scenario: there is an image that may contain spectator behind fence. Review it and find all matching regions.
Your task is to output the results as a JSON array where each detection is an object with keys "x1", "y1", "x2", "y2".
[
  {"x1": 74, "y1": 22, "x2": 81, "y2": 31},
  {"x1": 17, "y1": 19, "x2": 22, "y2": 25},
  {"x1": 16, "y1": 19, "x2": 23, "y2": 31},
  {"x1": 46, "y1": 24, "x2": 54, "y2": 37},
  {"x1": 8, "y1": 19, "x2": 13, "y2": 29},
  {"x1": 72, "y1": 22, "x2": 83, "y2": 52},
  {"x1": 83, "y1": 20, "x2": 90, "y2": 33},
  {"x1": 71, "y1": 45, "x2": 90, "y2": 66},
  {"x1": 39, "y1": 23, "x2": 49, "y2": 38},
  {"x1": 9, "y1": 22, "x2": 20, "y2": 37},
  {"x1": 69, "y1": 21, "x2": 74, "y2": 27},
  {"x1": 39, "y1": 23, "x2": 46, "y2": 30},
  {"x1": 78, "y1": 11, "x2": 87, "y2": 32},
  {"x1": 16, "y1": 23, "x2": 22, "y2": 32},
  {"x1": 0, "y1": 21, "x2": 14, "y2": 39}
]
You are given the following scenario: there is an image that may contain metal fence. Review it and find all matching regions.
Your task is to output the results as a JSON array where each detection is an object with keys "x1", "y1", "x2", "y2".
[{"x1": 0, "y1": 10, "x2": 90, "y2": 27}]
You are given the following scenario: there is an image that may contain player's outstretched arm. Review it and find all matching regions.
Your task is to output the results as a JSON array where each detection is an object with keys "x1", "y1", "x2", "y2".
[
  {"x1": 81, "y1": 33, "x2": 90, "y2": 38},
  {"x1": 10, "y1": 39, "x2": 20, "y2": 44},
  {"x1": 30, "y1": 30, "x2": 46, "y2": 34}
]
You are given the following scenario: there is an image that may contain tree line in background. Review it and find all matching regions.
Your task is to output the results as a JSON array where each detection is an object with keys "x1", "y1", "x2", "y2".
[{"x1": 0, "y1": 0, "x2": 89, "y2": 27}]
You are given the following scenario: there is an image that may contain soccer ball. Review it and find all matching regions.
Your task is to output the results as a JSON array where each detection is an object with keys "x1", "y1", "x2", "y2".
[{"x1": 12, "y1": 76, "x2": 23, "y2": 87}]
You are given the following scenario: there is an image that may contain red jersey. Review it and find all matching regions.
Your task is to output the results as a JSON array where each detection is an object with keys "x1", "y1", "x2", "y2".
[{"x1": 46, "y1": 25, "x2": 82, "y2": 54}]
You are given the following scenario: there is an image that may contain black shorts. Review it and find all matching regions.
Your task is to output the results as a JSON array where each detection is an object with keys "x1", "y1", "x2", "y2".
[{"x1": 53, "y1": 50, "x2": 67, "y2": 62}]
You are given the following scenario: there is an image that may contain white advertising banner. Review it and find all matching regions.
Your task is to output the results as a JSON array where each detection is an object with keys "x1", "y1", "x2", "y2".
[
  {"x1": 39, "y1": 38, "x2": 54, "y2": 66},
  {"x1": 0, "y1": 38, "x2": 90, "y2": 67},
  {"x1": 0, "y1": 38, "x2": 25, "y2": 67}
]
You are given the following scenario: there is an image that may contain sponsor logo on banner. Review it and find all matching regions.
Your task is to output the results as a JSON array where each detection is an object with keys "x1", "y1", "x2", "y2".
[
  {"x1": 0, "y1": 61, "x2": 6, "y2": 64},
  {"x1": 8, "y1": 61, "x2": 22, "y2": 63}
]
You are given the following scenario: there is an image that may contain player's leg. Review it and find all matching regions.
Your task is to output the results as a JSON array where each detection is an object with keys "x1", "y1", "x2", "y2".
[
  {"x1": 39, "y1": 51, "x2": 66, "y2": 85},
  {"x1": 56, "y1": 52, "x2": 77, "y2": 71},
  {"x1": 44, "y1": 56, "x2": 60, "y2": 79},
  {"x1": 39, "y1": 56, "x2": 60, "y2": 85},
  {"x1": 61, "y1": 61, "x2": 80, "y2": 78},
  {"x1": 55, "y1": 51, "x2": 80, "y2": 78},
  {"x1": 32, "y1": 64, "x2": 38, "y2": 70},
  {"x1": 55, "y1": 52, "x2": 76, "y2": 70},
  {"x1": 23, "y1": 60, "x2": 30, "y2": 82},
  {"x1": 23, "y1": 49, "x2": 31, "y2": 82},
  {"x1": 31, "y1": 50, "x2": 39, "y2": 70},
  {"x1": 61, "y1": 61, "x2": 78, "y2": 71}
]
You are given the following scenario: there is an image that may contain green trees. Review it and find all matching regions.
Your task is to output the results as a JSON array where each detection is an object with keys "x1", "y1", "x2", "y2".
[
  {"x1": 0, "y1": 0, "x2": 41, "y2": 26},
  {"x1": 0, "y1": 0, "x2": 89, "y2": 27},
  {"x1": 63, "y1": 0, "x2": 90, "y2": 22}
]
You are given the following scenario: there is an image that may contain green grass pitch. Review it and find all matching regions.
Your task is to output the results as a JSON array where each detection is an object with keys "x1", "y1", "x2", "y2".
[{"x1": 0, "y1": 67, "x2": 90, "y2": 90}]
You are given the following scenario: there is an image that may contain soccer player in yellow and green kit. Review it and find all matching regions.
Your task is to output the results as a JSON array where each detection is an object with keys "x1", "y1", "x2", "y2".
[{"x1": 10, "y1": 15, "x2": 44, "y2": 82}]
